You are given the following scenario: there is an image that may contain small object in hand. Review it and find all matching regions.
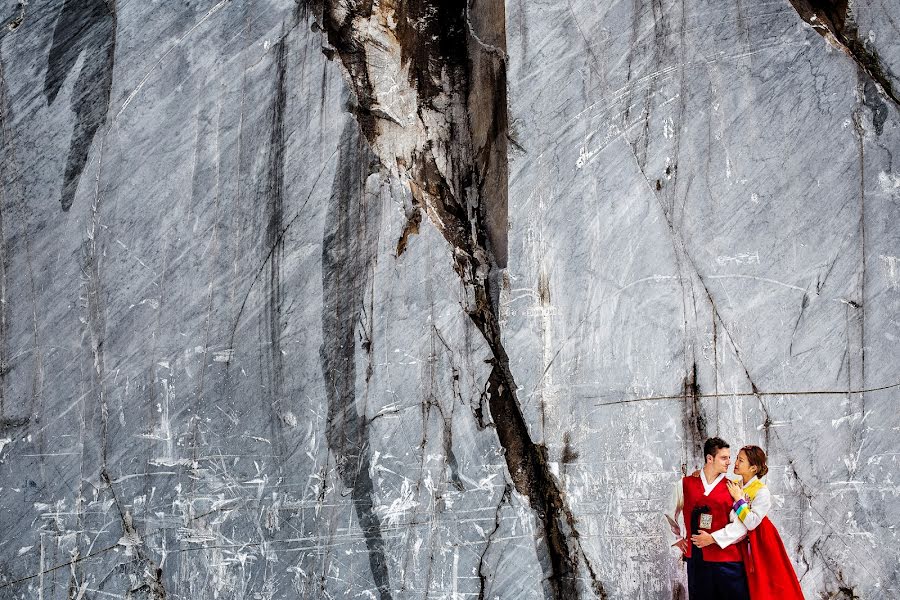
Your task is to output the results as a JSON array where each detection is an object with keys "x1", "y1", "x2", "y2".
[
  {"x1": 665, "y1": 514, "x2": 681, "y2": 536},
  {"x1": 673, "y1": 538, "x2": 691, "y2": 555}
]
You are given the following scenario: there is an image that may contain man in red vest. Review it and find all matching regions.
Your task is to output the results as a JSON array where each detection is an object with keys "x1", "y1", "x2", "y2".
[{"x1": 671, "y1": 437, "x2": 750, "y2": 599}]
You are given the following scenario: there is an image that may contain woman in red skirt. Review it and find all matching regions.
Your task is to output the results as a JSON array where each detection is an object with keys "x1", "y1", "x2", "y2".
[{"x1": 727, "y1": 446, "x2": 806, "y2": 600}]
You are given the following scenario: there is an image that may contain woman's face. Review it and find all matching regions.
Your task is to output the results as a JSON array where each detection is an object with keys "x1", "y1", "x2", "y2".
[{"x1": 734, "y1": 450, "x2": 757, "y2": 478}]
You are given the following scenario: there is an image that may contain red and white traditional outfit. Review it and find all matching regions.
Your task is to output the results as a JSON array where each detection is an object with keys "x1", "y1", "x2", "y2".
[
  {"x1": 732, "y1": 476, "x2": 805, "y2": 600},
  {"x1": 671, "y1": 471, "x2": 750, "y2": 600}
]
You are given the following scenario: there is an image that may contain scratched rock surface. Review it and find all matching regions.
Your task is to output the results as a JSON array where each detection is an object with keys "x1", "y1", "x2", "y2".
[{"x1": 0, "y1": 1, "x2": 898, "y2": 599}]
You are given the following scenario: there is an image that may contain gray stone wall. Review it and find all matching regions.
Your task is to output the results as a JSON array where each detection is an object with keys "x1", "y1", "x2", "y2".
[{"x1": 0, "y1": 1, "x2": 897, "y2": 598}]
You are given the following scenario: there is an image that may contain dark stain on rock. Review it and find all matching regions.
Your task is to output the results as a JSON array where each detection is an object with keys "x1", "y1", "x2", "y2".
[
  {"x1": 787, "y1": 0, "x2": 900, "y2": 108},
  {"x1": 394, "y1": 0, "x2": 469, "y2": 103},
  {"x1": 862, "y1": 79, "x2": 888, "y2": 135},
  {"x1": 395, "y1": 205, "x2": 421, "y2": 256},
  {"x1": 5, "y1": 0, "x2": 26, "y2": 31},
  {"x1": 44, "y1": 0, "x2": 116, "y2": 211},
  {"x1": 538, "y1": 270, "x2": 551, "y2": 305},
  {"x1": 265, "y1": 37, "x2": 289, "y2": 374},
  {"x1": 788, "y1": 292, "x2": 810, "y2": 356},
  {"x1": 444, "y1": 430, "x2": 465, "y2": 492},
  {"x1": 262, "y1": 34, "x2": 290, "y2": 473},
  {"x1": 682, "y1": 362, "x2": 706, "y2": 461},
  {"x1": 316, "y1": 2, "x2": 378, "y2": 137},
  {"x1": 320, "y1": 119, "x2": 391, "y2": 599},
  {"x1": 562, "y1": 431, "x2": 578, "y2": 464}
]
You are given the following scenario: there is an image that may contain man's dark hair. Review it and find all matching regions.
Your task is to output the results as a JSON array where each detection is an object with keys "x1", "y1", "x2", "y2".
[{"x1": 703, "y1": 437, "x2": 729, "y2": 460}]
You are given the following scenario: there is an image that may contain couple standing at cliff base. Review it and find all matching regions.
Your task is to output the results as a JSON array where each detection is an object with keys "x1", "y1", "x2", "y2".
[{"x1": 668, "y1": 437, "x2": 805, "y2": 600}]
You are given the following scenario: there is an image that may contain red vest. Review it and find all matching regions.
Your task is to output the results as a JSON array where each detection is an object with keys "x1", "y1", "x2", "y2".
[{"x1": 682, "y1": 474, "x2": 743, "y2": 562}]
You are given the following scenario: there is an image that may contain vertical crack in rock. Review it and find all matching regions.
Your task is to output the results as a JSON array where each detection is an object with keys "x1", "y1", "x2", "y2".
[
  {"x1": 69, "y1": 132, "x2": 166, "y2": 595},
  {"x1": 100, "y1": 470, "x2": 168, "y2": 599},
  {"x1": 628, "y1": 146, "x2": 775, "y2": 453},
  {"x1": 0, "y1": 58, "x2": 10, "y2": 415},
  {"x1": 431, "y1": 326, "x2": 465, "y2": 491},
  {"x1": 316, "y1": 0, "x2": 603, "y2": 597},
  {"x1": 681, "y1": 362, "x2": 706, "y2": 460},
  {"x1": 848, "y1": 106, "x2": 867, "y2": 479},
  {"x1": 477, "y1": 484, "x2": 511, "y2": 600},
  {"x1": 44, "y1": 0, "x2": 116, "y2": 211},
  {"x1": 320, "y1": 119, "x2": 390, "y2": 599},
  {"x1": 786, "y1": 0, "x2": 900, "y2": 108}
]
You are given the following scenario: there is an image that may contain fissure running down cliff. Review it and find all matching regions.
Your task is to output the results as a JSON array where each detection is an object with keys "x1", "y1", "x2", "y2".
[{"x1": 314, "y1": 0, "x2": 604, "y2": 598}]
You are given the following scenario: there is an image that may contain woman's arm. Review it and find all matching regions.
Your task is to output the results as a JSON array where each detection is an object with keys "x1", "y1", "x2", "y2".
[{"x1": 733, "y1": 487, "x2": 772, "y2": 531}]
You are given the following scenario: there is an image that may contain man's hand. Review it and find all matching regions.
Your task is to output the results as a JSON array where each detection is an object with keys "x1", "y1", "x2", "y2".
[
  {"x1": 690, "y1": 469, "x2": 700, "y2": 477},
  {"x1": 691, "y1": 531, "x2": 715, "y2": 548},
  {"x1": 727, "y1": 479, "x2": 744, "y2": 502}
]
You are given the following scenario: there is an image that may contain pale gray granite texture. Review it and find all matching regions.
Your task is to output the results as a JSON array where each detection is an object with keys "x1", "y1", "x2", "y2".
[{"x1": 0, "y1": 1, "x2": 898, "y2": 598}]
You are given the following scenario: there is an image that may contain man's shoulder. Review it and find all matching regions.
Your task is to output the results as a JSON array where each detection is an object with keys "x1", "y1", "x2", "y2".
[{"x1": 680, "y1": 474, "x2": 701, "y2": 488}]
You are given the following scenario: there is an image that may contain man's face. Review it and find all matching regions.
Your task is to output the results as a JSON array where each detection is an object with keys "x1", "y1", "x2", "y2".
[{"x1": 706, "y1": 447, "x2": 731, "y2": 475}]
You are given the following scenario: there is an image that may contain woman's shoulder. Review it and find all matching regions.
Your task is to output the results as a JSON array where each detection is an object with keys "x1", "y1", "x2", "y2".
[{"x1": 745, "y1": 477, "x2": 768, "y2": 500}]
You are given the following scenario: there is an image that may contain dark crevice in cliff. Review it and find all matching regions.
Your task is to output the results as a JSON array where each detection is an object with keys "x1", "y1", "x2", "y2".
[
  {"x1": 395, "y1": 204, "x2": 422, "y2": 256},
  {"x1": 44, "y1": 0, "x2": 116, "y2": 211},
  {"x1": 479, "y1": 318, "x2": 605, "y2": 600},
  {"x1": 787, "y1": 0, "x2": 900, "y2": 109},
  {"x1": 316, "y1": 0, "x2": 601, "y2": 596},
  {"x1": 320, "y1": 119, "x2": 391, "y2": 599}
]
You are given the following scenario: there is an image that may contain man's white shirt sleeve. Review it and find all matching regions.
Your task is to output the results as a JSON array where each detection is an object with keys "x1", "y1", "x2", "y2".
[{"x1": 710, "y1": 508, "x2": 748, "y2": 548}]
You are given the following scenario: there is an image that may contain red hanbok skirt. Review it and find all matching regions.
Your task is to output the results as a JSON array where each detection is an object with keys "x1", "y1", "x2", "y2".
[{"x1": 742, "y1": 516, "x2": 805, "y2": 600}]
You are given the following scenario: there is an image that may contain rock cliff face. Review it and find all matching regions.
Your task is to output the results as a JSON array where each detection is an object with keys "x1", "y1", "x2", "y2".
[{"x1": 0, "y1": 1, "x2": 898, "y2": 598}]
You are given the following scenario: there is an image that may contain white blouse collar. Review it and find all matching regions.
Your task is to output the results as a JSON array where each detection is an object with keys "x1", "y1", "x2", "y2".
[{"x1": 700, "y1": 469, "x2": 725, "y2": 496}]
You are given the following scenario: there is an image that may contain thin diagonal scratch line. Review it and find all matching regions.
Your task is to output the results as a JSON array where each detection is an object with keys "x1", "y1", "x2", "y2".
[
  {"x1": 0, "y1": 544, "x2": 119, "y2": 590},
  {"x1": 595, "y1": 380, "x2": 900, "y2": 407},
  {"x1": 113, "y1": 0, "x2": 232, "y2": 123}
]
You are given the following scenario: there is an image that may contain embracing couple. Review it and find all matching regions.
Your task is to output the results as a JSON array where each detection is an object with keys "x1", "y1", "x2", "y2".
[{"x1": 670, "y1": 437, "x2": 805, "y2": 600}]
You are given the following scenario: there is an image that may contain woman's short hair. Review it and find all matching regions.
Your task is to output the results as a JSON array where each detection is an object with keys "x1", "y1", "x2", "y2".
[{"x1": 740, "y1": 445, "x2": 769, "y2": 478}]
